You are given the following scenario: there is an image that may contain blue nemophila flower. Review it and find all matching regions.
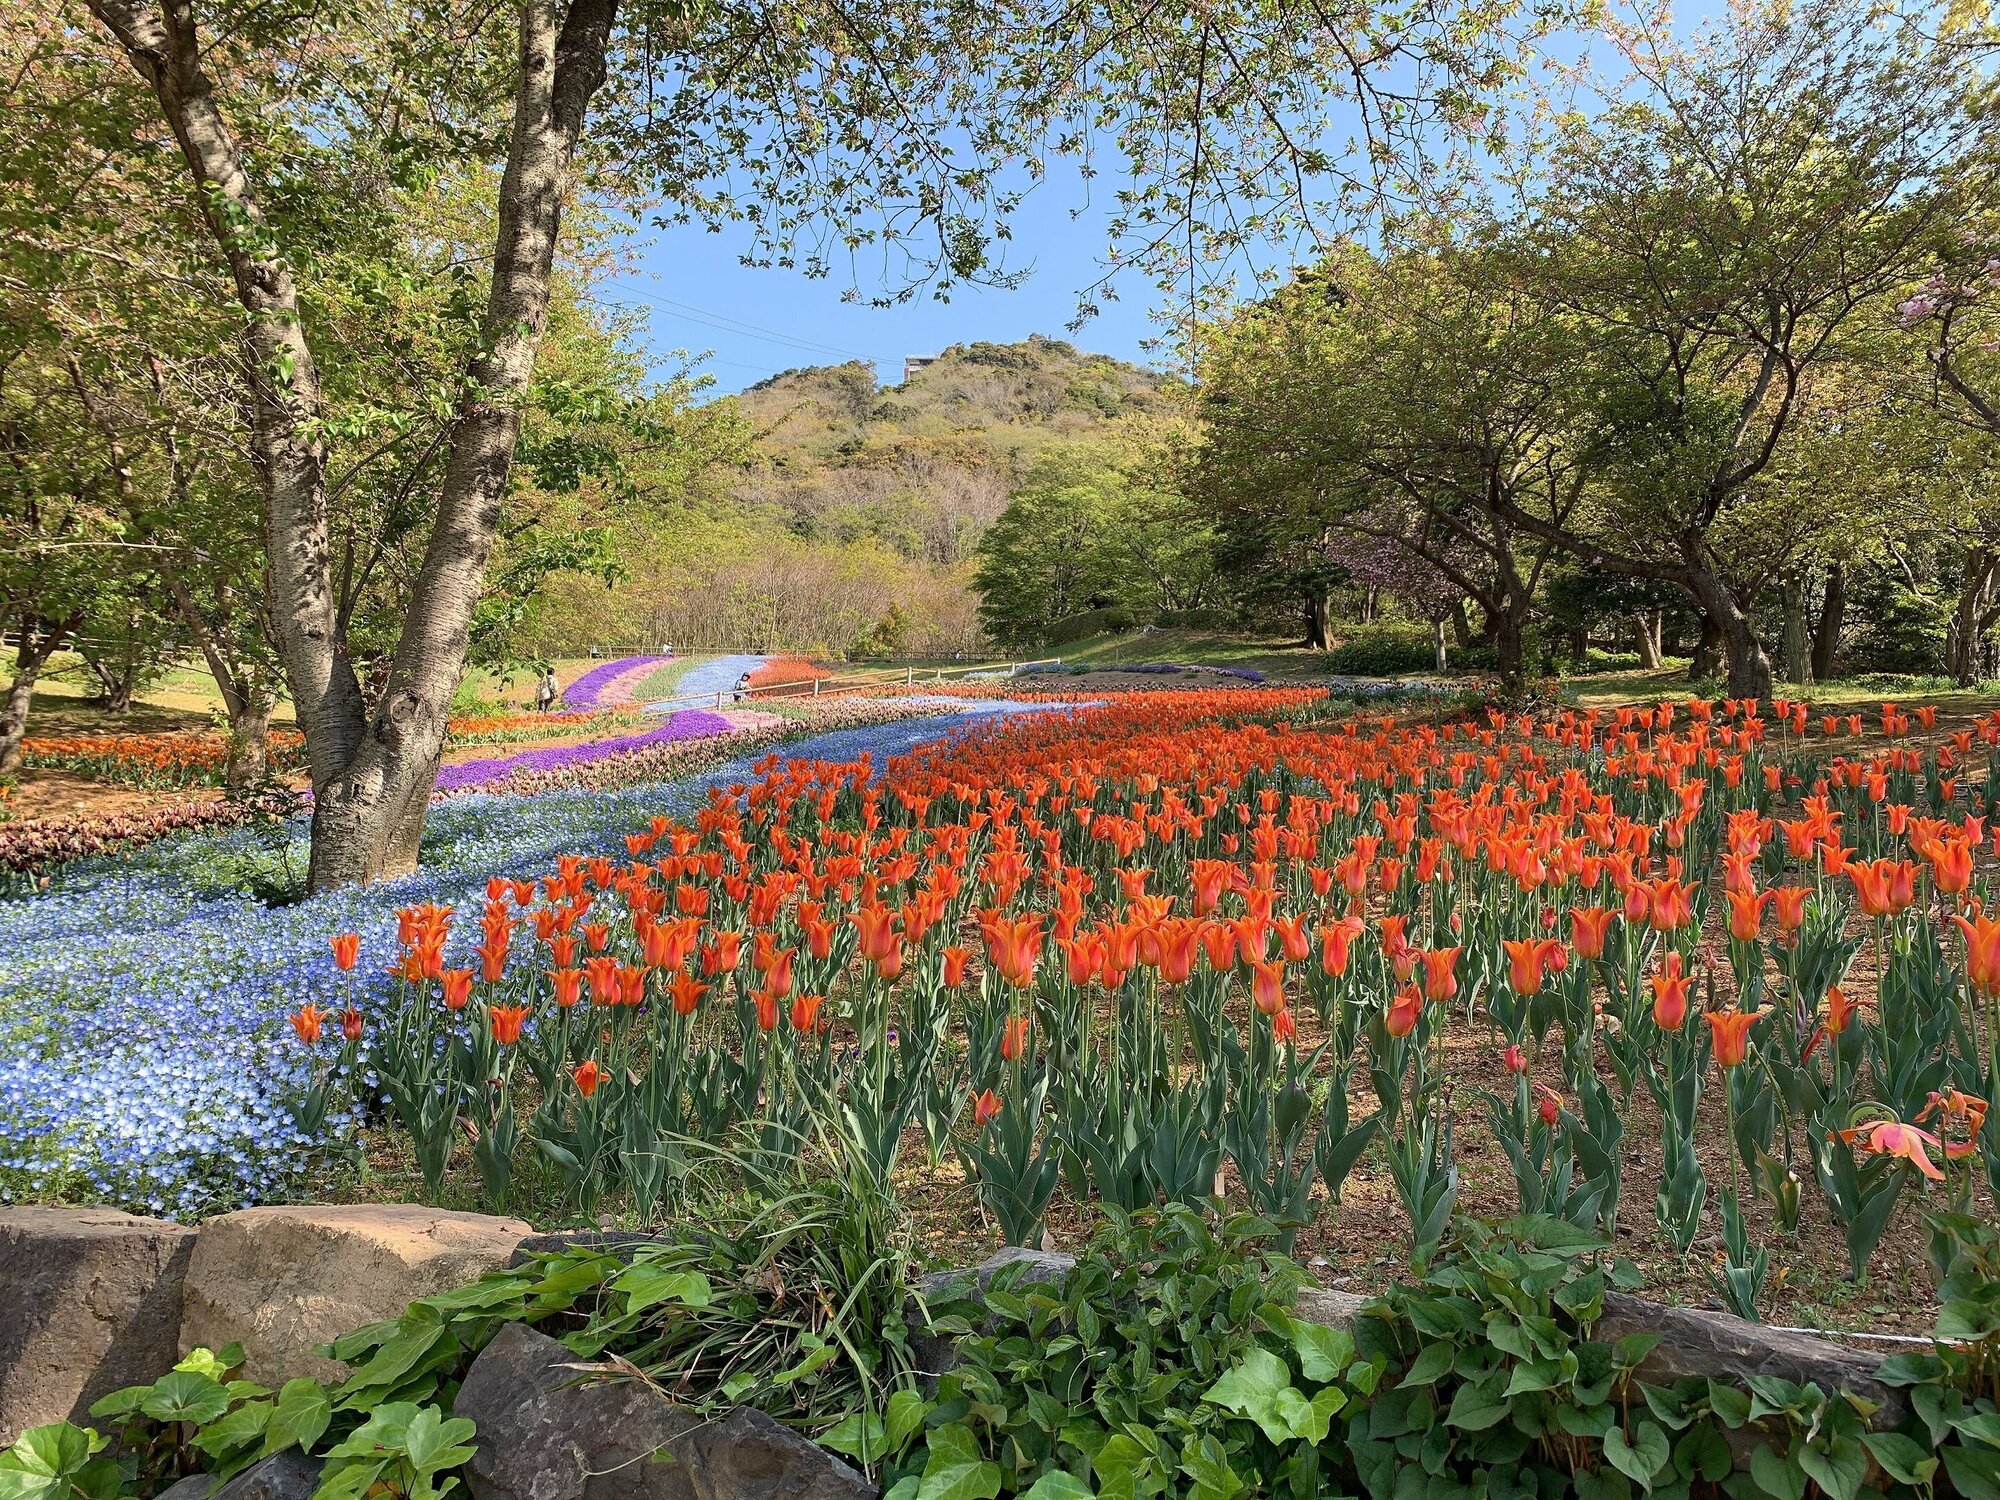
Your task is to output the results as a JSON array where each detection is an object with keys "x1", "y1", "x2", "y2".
[{"x1": 0, "y1": 704, "x2": 1043, "y2": 1219}]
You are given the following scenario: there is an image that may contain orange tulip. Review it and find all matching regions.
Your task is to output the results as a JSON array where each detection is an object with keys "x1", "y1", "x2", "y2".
[
  {"x1": 1318, "y1": 916, "x2": 1364, "y2": 977},
  {"x1": 1271, "y1": 1007, "x2": 1296, "y2": 1045},
  {"x1": 488, "y1": 1003, "x2": 532, "y2": 1046},
  {"x1": 1649, "y1": 953, "x2": 1693, "y2": 1031},
  {"x1": 1503, "y1": 1042, "x2": 1527, "y2": 1074},
  {"x1": 289, "y1": 1003, "x2": 328, "y2": 1044},
  {"x1": 1638, "y1": 877, "x2": 1694, "y2": 931},
  {"x1": 1569, "y1": 907, "x2": 1615, "y2": 961},
  {"x1": 1001, "y1": 1013, "x2": 1030, "y2": 1061},
  {"x1": 1954, "y1": 909, "x2": 2000, "y2": 997},
  {"x1": 440, "y1": 969, "x2": 474, "y2": 1011},
  {"x1": 941, "y1": 946, "x2": 973, "y2": 988},
  {"x1": 1420, "y1": 947, "x2": 1460, "y2": 1003},
  {"x1": 1825, "y1": 984, "x2": 1866, "y2": 1035},
  {"x1": 790, "y1": 993, "x2": 824, "y2": 1032},
  {"x1": 668, "y1": 970, "x2": 709, "y2": 1017},
  {"x1": 1249, "y1": 959, "x2": 1287, "y2": 1016},
  {"x1": 339, "y1": 1006, "x2": 365, "y2": 1042},
  {"x1": 1837, "y1": 1119, "x2": 1945, "y2": 1180},
  {"x1": 1501, "y1": 937, "x2": 1566, "y2": 997},
  {"x1": 1770, "y1": 886, "x2": 1810, "y2": 938},
  {"x1": 573, "y1": 1060, "x2": 603, "y2": 1099},
  {"x1": 1929, "y1": 838, "x2": 1974, "y2": 897},
  {"x1": 1703, "y1": 1007, "x2": 1761, "y2": 1068},
  {"x1": 971, "y1": 1088, "x2": 1003, "y2": 1128},
  {"x1": 330, "y1": 933, "x2": 360, "y2": 971},
  {"x1": 1724, "y1": 890, "x2": 1769, "y2": 944},
  {"x1": 1385, "y1": 984, "x2": 1422, "y2": 1038}
]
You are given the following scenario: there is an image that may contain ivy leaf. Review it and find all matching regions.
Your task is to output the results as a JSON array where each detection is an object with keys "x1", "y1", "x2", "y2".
[
  {"x1": 400, "y1": 1408, "x2": 477, "y2": 1476},
  {"x1": 1019, "y1": 1474, "x2": 1095, "y2": 1500},
  {"x1": 1444, "y1": 1375, "x2": 1511, "y2": 1432},
  {"x1": 265, "y1": 1381, "x2": 332, "y2": 1457},
  {"x1": 1288, "y1": 1322, "x2": 1353, "y2": 1384},
  {"x1": 140, "y1": 1371, "x2": 232, "y2": 1427},
  {"x1": 884, "y1": 1390, "x2": 928, "y2": 1455},
  {"x1": 614, "y1": 1264, "x2": 713, "y2": 1315},
  {"x1": 1396, "y1": 1342, "x2": 1457, "y2": 1388},
  {"x1": 915, "y1": 1423, "x2": 1001, "y2": 1500},
  {"x1": 819, "y1": 1413, "x2": 888, "y2": 1464},
  {"x1": 1202, "y1": 1348, "x2": 1305, "y2": 1443}
]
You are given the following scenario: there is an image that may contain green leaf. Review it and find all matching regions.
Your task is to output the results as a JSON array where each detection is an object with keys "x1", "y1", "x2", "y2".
[
  {"x1": 5, "y1": 1425, "x2": 99, "y2": 1481},
  {"x1": 819, "y1": 1413, "x2": 888, "y2": 1463},
  {"x1": 1603, "y1": 1422, "x2": 1669, "y2": 1489},
  {"x1": 140, "y1": 1371, "x2": 231, "y2": 1427},
  {"x1": 1019, "y1": 1474, "x2": 1094, "y2": 1500},
  {"x1": 1288, "y1": 1322, "x2": 1354, "y2": 1384},
  {"x1": 1396, "y1": 1341, "x2": 1458, "y2": 1388},
  {"x1": 613, "y1": 1264, "x2": 713, "y2": 1315},
  {"x1": 194, "y1": 1401, "x2": 273, "y2": 1459},
  {"x1": 1748, "y1": 1445, "x2": 1806, "y2": 1500},
  {"x1": 1861, "y1": 1431, "x2": 1938, "y2": 1488},
  {"x1": 884, "y1": 1390, "x2": 927, "y2": 1455},
  {"x1": 400, "y1": 1408, "x2": 477, "y2": 1476},
  {"x1": 773, "y1": 1338, "x2": 838, "y2": 1386},
  {"x1": 916, "y1": 1423, "x2": 1001, "y2": 1500},
  {"x1": 1444, "y1": 1375, "x2": 1511, "y2": 1432},
  {"x1": 265, "y1": 1381, "x2": 332, "y2": 1457},
  {"x1": 1798, "y1": 1436, "x2": 1867, "y2": 1500}
]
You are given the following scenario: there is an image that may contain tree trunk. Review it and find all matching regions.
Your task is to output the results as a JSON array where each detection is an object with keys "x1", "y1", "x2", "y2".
[
  {"x1": 0, "y1": 615, "x2": 77, "y2": 774},
  {"x1": 93, "y1": 0, "x2": 620, "y2": 890},
  {"x1": 1683, "y1": 568, "x2": 1772, "y2": 701},
  {"x1": 1493, "y1": 610, "x2": 1525, "y2": 689},
  {"x1": 225, "y1": 700, "x2": 273, "y2": 788},
  {"x1": 1303, "y1": 592, "x2": 1330, "y2": 650},
  {"x1": 1780, "y1": 571, "x2": 1813, "y2": 685},
  {"x1": 1634, "y1": 612, "x2": 1662, "y2": 669},
  {"x1": 1688, "y1": 613, "x2": 1722, "y2": 682},
  {"x1": 1949, "y1": 549, "x2": 1997, "y2": 688},
  {"x1": 1811, "y1": 562, "x2": 1844, "y2": 683},
  {"x1": 1450, "y1": 599, "x2": 1474, "y2": 650}
]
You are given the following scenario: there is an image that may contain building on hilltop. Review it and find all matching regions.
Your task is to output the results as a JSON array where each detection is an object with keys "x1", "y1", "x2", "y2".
[{"x1": 902, "y1": 354, "x2": 938, "y2": 383}]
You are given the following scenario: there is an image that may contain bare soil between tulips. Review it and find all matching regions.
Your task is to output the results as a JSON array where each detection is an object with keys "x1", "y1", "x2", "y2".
[{"x1": 310, "y1": 993, "x2": 1958, "y2": 1340}]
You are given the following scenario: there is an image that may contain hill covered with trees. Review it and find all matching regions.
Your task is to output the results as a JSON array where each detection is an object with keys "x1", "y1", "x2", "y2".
[{"x1": 522, "y1": 337, "x2": 1185, "y2": 661}]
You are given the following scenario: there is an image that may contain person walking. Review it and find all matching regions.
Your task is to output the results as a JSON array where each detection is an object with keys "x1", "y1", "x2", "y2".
[{"x1": 536, "y1": 668, "x2": 559, "y2": 713}]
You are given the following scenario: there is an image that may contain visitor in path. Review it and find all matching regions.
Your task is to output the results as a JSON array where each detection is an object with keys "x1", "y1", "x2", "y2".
[
  {"x1": 536, "y1": 669, "x2": 559, "y2": 713},
  {"x1": 734, "y1": 670, "x2": 753, "y2": 704}
]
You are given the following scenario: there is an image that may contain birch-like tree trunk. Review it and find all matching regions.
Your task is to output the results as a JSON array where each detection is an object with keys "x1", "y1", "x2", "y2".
[{"x1": 90, "y1": 0, "x2": 619, "y2": 888}]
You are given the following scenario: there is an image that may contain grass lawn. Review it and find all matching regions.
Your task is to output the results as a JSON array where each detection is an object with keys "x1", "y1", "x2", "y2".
[{"x1": 1046, "y1": 628, "x2": 1327, "y2": 677}]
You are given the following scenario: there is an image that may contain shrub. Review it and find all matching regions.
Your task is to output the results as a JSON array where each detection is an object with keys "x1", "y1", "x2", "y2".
[
  {"x1": 1321, "y1": 624, "x2": 1437, "y2": 676},
  {"x1": 1044, "y1": 606, "x2": 1139, "y2": 645},
  {"x1": 1155, "y1": 607, "x2": 1239, "y2": 630}
]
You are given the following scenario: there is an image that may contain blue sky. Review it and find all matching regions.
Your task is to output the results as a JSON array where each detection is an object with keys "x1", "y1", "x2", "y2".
[{"x1": 597, "y1": 171, "x2": 1196, "y2": 397}]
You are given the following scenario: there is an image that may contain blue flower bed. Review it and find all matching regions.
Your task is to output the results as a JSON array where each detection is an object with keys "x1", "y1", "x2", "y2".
[
  {"x1": 0, "y1": 706, "x2": 1034, "y2": 1220},
  {"x1": 646, "y1": 653, "x2": 769, "y2": 709}
]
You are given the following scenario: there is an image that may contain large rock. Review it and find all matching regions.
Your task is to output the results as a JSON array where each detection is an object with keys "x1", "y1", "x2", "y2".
[
  {"x1": 454, "y1": 1321, "x2": 872, "y2": 1500},
  {"x1": 181, "y1": 1206, "x2": 532, "y2": 1385},
  {"x1": 0, "y1": 1206, "x2": 195, "y2": 1443},
  {"x1": 1598, "y1": 1292, "x2": 1905, "y2": 1427},
  {"x1": 154, "y1": 1452, "x2": 322, "y2": 1500}
]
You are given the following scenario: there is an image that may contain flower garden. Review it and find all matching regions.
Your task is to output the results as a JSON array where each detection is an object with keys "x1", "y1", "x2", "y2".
[
  {"x1": 14, "y1": 678, "x2": 2000, "y2": 1499},
  {"x1": 21, "y1": 683, "x2": 1993, "y2": 1303}
]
